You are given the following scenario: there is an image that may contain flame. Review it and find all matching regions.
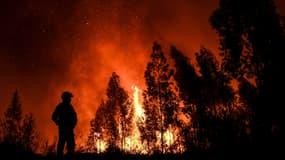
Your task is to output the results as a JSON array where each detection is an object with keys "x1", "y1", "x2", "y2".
[
  {"x1": 123, "y1": 86, "x2": 147, "y2": 154},
  {"x1": 164, "y1": 129, "x2": 174, "y2": 147},
  {"x1": 87, "y1": 85, "x2": 185, "y2": 154},
  {"x1": 132, "y1": 86, "x2": 145, "y2": 121},
  {"x1": 163, "y1": 127, "x2": 186, "y2": 153},
  {"x1": 126, "y1": 86, "x2": 185, "y2": 154},
  {"x1": 94, "y1": 132, "x2": 107, "y2": 153},
  {"x1": 96, "y1": 140, "x2": 107, "y2": 153}
]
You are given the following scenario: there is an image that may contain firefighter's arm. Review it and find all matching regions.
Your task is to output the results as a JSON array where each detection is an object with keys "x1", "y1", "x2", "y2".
[
  {"x1": 52, "y1": 106, "x2": 59, "y2": 125},
  {"x1": 72, "y1": 107, "x2": 78, "y2": 128}
]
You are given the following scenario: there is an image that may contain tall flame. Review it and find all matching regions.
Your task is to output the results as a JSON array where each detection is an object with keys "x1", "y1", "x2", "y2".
[
  {"x1": 132, "y1": 86, "x2": 145, "y2": 121},
  {"x1": 90, "y1": 85, "x2": 185, "y2": 154},
  {"x1": 126, "y1": 86, "x2": 185, "y2": 154},
  {"x1": 123, "y1": 86, "x2": 147, "y2": 154}
]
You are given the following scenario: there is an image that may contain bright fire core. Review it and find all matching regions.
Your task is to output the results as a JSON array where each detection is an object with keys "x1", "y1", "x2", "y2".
[{"x1": 92, "y1": 86, "x2": 184, "y2": 154}]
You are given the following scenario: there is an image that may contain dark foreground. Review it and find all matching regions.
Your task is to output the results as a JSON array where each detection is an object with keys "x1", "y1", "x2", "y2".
[{"x1": 1, "y1": 148, "x2": 284, "y2": 160}]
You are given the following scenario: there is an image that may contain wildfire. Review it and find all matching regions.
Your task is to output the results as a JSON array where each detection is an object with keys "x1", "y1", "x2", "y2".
[
  {"x1": 132, "y1": 86, "x2": 145, "y2": 121},
  {"x1": 164, "y1": 129, "x2": 174, "y2": 147},
  {"x1": 123, "y1": 86, "x2": 147, "y2": 154},
  {"x1": 90, "y1": 85, "x2": 185, "y2": 154},
  {"x1": 94, "y1": 132, "x2": 107, "y2": 153}
]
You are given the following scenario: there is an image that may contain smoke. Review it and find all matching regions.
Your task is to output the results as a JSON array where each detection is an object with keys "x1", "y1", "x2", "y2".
[{"x1": 6, "y1": 0, "x2": 285, "y2": 146}]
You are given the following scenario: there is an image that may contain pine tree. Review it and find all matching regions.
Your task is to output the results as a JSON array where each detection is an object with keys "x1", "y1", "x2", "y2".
[
  {"x1": 118, "y1": 97, "x2": 133, "y2": 152},
  {"x1": 105, "y1": 72, "x2": 131, "y2": 152},
  {"x1": 195, "y1": 47, "x2": 235, "y2": 150},
  {"x1": 210, "y1": 0, "x2": 285, "y2": 151},
  {"x1": 195, "y1": 47, "x2": 234, "y2": 107},
  {"x1": 170, "y1": 46, "x2": 203, "y2": 150},
  {"x1": 142, "y1": 42, "x2": 180, "y2": 153},
  {"x1": 170, "y1": 46, "x2": 202, "y2": 105},
  {"x1": 1, "y1": 90, "x2": 39, "y2": 153},
  {"x1": 3, "y1": 90, "x2": 22, "y2": 146},
  {"x1": 20, "y1": 113, "x2": 40, "y2": 152},
  {"x1": 87, "y1": 72, "x2": 133, "y2": 153},
  {"x1": 87, "y1": 100, "x2": 107, "y2": 153},
  {"x1": 171, "y1": 46, "x2": 237, "y2": 150}
]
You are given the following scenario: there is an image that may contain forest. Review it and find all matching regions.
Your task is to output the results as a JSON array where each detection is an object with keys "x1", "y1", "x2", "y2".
[{"x1": 1, "y1": 0, "x2": 285, "y2": 159}]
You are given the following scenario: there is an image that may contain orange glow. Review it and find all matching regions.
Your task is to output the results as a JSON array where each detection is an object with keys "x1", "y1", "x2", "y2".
[
  {"x1": 85, "y1": 85, "x2": 186, "y2": 154},
  {"x1": 132, "y1": 86, "x2": 145, "y2": 121},
  {"x1": 124, "y1": 86, "x2": 146, "y2": 154},
  {"x1": 93, "y1": 132, "x2": 107, "y2": 153},
  {"x1": 2, "y1": 0, "x2": 284, "y2": 154},
  {"x1": 124, "y1": 86, "x2": 185, "y2": 154},
  {"x1": 0, "y1": 1, "x2": 221, "y2": 150}
]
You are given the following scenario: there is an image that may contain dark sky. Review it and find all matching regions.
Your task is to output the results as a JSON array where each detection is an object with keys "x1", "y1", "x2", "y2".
[{"x1": 1, "y1": 0, "x2": 284, "y2": 146}]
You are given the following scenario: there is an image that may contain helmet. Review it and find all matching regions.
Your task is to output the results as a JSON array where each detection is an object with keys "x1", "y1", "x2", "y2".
[{"x1": 61, "y1": 91, "x2": 73, "y2": 99}]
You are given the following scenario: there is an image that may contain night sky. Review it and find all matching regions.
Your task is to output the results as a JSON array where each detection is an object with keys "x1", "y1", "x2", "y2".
[{"x1": 1, "y1": 0, "x2": 284, "y2": 146}]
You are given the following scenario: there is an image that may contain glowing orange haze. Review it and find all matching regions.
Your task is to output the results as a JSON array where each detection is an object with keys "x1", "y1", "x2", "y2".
[
  {"x1": 0, "y1": 0, "x2": 219, "y2": 147},
  {"x1": 54, "y1": 0, "x2": 220, "y2": 148},
  {"x1": 0, "y1": 0, "x2": 284, "y2": 151}
]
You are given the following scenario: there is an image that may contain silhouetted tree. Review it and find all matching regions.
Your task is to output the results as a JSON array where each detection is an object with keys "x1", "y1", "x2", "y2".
[
  {"x1": 20, "y1": 113, "x2": 40, "y2": 152},
  {"x1": 195, "y1": 47, "x2": 235, "y2": 151},
  {"x1": 210, "y1": 0, "x2": 285, "y2": 152},
  {"x1": 196, "y1": 47, "x2": 234, "y2": 109},
  {"x1": 142, "y1": 42, "x2": 180, "y2": 153},
  {"x1": 170, "y1": 46, "x2": 202, "y2": 105},
  {"x1": 105, "y1": 72, "x2": 132, "y2": 152},
  {"x1": 170, "y1": 46, "x2": 202, "y2": 150},
  {"x1": 238, "y1": 78, "x2": 258, "y2": 113},
  {"x1": 87, "y1": 100, "x2": 107, "y2": 153},
  {"x1": 2, "y1": 90, "x2": 22, "y2": 146},
  {"x1": 119, "y1": 98, "x2": 134, "y2": 152},
  {"x1": 236, "y1": 77, "x2": 256, "y2": 148},
  {"x1": 171, "y1": 46, "x2": 241, "y2": 151},
  {"x1": 88, "y1": 72, "x2": 133, "y2": 153},
  {"x1": 103, "y1": 102, "x2": 118, "y2": 153},
  {"x1": 0, "y1": 90, "x2": 39, "y2": 153}
]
